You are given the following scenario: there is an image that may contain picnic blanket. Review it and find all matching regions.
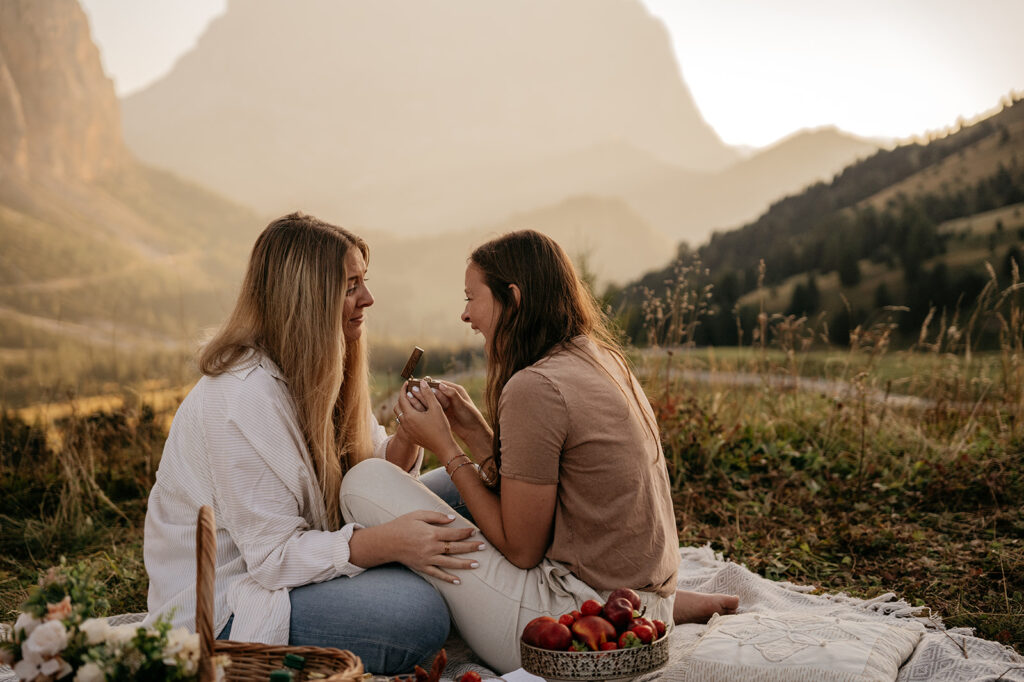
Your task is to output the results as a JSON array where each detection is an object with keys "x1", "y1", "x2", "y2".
[{"x1": 3, "y1": 545, "x2": 1021, "y2": 681}]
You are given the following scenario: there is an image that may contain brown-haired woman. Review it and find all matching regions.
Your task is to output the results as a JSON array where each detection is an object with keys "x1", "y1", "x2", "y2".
[
  {"x1": 340, "y1": 229, "x2": 737, "y2": 672},
  {"x1": 142, "y1": 213, "x2": 481, "y2": 675}
]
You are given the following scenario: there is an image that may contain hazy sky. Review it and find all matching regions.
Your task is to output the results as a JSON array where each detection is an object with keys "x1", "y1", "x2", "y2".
[{"x1": 80, "y1": 0, "x2": 1024, "y2": 149}]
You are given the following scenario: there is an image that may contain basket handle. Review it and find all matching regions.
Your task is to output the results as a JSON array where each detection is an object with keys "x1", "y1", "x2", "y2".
[{"x1": 196, "y1": 505, "x2": 217, "y2": 682}]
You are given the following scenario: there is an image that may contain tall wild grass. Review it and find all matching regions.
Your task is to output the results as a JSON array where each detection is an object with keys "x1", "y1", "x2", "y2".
[{"x1": 1, "y1": 258, "x2": 1021, "y2": 648}]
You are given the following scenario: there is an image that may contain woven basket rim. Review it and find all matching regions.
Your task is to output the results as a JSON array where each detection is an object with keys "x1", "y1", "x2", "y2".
[{"x1": 195, "y1": 505, "x2": 364, "y2": 681}]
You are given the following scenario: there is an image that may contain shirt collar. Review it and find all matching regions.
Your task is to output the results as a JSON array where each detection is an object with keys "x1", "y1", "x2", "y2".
[{"x1": 224, "y1": 350, "x2": 287, "y2": 383}]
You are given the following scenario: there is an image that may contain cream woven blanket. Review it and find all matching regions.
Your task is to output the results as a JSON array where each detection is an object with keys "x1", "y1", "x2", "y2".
[{"x1": 3, "y1": 545, "x2": 1021, "y2": 681}]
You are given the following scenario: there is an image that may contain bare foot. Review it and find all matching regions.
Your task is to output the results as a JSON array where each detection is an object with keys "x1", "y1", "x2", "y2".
[{"x1": 672, "y1": 589, "x2": 739, "y2": 624}]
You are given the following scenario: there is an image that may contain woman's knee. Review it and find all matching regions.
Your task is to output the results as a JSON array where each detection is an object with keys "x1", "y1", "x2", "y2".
[
  {"x1": 340, "y1": 458, "x2": 413, "y2": 523},
  {"x1": 289, "y1": 567, "x2": 449, "y2": 674},
  {"x1": 352, "y1": 569, "x2": 450, "y2": 672},
  {"x1": 342, "y1": 457, "x2": 399, "y2": 495}
]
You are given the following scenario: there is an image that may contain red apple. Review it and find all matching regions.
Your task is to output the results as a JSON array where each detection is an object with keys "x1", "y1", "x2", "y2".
[
  {"x1": 628, "y1": 617, "x2": 656, "y2": 633},
  {"x1": 571, "y1": 615, "x2": 617, "y2": 651},
  {"x1": 522, "y1": 616, "x2": 556, "y2": 645},
  {"x1": 652, "y1": 619, "x2": 667, "y2": 638},
  {"x1": 602, "y1": 597, "x2": 634, "y2": 631},
  {"x1": 521, "y1": 616, "x2": 572, "y2": 651},
  {"x1": 580, "y1": 599, "x2": 603, "y2": 617},
  {"x1": 607, "y1": 587, "x2": 642, "y2": 612}
]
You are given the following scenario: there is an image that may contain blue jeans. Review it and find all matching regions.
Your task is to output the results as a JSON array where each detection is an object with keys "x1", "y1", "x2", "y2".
[{"x1": 218, "y1": 466, "x2": 465, "y2": 675}]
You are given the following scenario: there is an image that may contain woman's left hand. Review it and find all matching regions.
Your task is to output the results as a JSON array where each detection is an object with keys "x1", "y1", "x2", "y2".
[{"x1": 395, "y1": 380, "x2": 460, "y2": 459}]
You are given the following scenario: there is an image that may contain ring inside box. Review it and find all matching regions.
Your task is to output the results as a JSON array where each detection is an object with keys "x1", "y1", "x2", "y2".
[
  {"x1": 400, "y1": 346, "x2": 442, "y2": 393},
  {"x1": 405, "y1": 377, "x2": 441, "y2": 392}
]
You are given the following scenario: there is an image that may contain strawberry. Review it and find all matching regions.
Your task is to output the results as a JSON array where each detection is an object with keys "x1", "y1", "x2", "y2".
[{"x1": 580, "y1": 599, "x2": 603, "y2": 617}]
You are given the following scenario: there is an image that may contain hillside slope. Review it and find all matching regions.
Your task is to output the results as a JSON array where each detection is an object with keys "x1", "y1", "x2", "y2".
[{"x1": 614, "y1": 98, "x2": 1024, "y2": 345}]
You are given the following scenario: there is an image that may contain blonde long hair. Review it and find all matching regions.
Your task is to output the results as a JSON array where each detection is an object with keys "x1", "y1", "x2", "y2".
[{"x1": 199, "y1": 212, "x2": 372, "y2": 529}]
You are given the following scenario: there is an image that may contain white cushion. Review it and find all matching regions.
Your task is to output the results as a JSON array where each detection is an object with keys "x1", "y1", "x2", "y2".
[{"x1": 677, "y1": 611, "x2": 922, "y2": 681}]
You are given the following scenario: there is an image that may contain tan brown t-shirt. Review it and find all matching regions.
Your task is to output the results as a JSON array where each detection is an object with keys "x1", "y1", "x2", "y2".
[{"x1": 498, "y1": 336, "x2": 679, "y2": 597}]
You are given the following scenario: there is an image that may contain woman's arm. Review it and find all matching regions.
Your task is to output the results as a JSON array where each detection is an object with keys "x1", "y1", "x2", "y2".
[
  {"x1": 211, "y1": 390, "x2": 476, "y2": 589},
  {"x1": 396, "y1": 380, "x2": 558, "y2": 568},
  {"x1": 384, "y1": 427, "x2": 421, "y2": 472},
  {"x1": 209, "y1": 413, "x2": 367, "y2": 590}
]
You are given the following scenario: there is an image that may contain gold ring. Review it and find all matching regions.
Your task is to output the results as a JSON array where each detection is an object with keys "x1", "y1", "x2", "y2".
[
  {"x1": 443, "y1": 541, "x2": 451, "y2": 555},
  {"x1": 397, "y1": 411, "x2": 404, "y2": 418},
  {"x1": 395, "y1": 416, "x2": 401, "y2": 425}
]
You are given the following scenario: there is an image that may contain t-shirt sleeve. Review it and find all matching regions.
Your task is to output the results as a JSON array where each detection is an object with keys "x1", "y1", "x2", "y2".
[{"x1": 498, "y1": 369, "x2": 567, "y2": 485}]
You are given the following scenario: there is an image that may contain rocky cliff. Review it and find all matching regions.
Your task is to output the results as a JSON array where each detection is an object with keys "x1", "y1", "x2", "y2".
[{"x1": 0, "y1": 0, "x2": 125, "y2": 180}]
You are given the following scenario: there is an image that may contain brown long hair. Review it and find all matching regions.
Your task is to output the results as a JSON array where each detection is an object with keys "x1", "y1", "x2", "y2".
[
  {"x1": 470, "y1": 230, "x2": 654, "y2": 487},
  {"x1": 199, "y1": 212, "x2": 372, "y2": 529}
]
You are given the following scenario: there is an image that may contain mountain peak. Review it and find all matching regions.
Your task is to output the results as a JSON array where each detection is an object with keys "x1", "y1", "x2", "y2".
[{"x1": 122, "y1": 0, "x2": 737, "y2": 231}]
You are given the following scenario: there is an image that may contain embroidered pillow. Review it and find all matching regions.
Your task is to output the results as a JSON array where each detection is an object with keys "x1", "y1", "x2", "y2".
[{"x1": 677, "y1": 611, "x2": 922, "y2": 681}]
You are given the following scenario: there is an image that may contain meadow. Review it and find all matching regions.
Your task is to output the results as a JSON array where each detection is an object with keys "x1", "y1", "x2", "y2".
[{"x1": 1, "y1": 270, "x2": 1022, "y2": 653}]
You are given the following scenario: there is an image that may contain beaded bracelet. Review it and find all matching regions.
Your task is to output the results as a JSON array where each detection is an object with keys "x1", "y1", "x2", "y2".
[
  {"x1": 448, "y1": 458, "x2": 475, "y2": 477},
  {"x1": 444, "y1": 454, "x2": 470, "y2": 475}
]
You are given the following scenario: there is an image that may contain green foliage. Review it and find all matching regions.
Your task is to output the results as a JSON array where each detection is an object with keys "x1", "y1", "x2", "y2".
[
  {"x1": 19, "y1": 559, "x2": 110, "y2": 622},
  {"x1": 786, "y1": 272, "x2": 820, "y2": 317}
]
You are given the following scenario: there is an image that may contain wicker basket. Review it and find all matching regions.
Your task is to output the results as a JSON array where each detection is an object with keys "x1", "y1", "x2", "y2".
[{"x1": 195, "y1": 506, "x2": 364, "y2": 682}]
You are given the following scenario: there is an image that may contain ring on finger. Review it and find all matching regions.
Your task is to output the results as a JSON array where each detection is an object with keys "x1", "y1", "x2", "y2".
[
  {"x1": 442, "y1": 541, "x2": 451, "y2": 555},
  {"x1": 395, "y1": 416, "x2": 401, "y2": 425},
  {"x1": 397, "y1": 410, "x2": 404, "y2": 418}
]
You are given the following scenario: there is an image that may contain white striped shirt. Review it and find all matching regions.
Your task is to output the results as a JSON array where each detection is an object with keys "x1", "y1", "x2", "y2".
[{"x1": 142, "y1": 352, "x2": 418, "y2": 644}]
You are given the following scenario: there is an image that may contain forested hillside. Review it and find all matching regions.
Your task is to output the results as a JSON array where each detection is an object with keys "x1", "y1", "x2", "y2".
[{"x1": 613, "y1": 97, "x2": 1024, "y2": 347}]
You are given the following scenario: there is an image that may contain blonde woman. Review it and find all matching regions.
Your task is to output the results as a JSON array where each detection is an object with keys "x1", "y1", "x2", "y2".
[{"x1": 142, "y1": 213, "x2": 480, "y2": 675}]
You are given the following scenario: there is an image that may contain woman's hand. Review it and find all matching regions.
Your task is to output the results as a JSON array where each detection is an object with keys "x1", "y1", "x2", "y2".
[
  {"x1": 398, "y1": 380, "x2": 489, "y2": 444},
  {"x1": 434, "y1": 381, "x2": 491, "y2": 443},
  {"x1": 395, "y1": 381, "x2": 461, "y2": 460},
  {"x1": 373, "y1": 510, "x2": 482, "y2": 584}
]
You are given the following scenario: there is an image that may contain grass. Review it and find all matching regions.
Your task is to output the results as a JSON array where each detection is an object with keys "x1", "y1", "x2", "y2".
[
  {"x1": 2, "y1": 266, "x2": 1022, "y2": 655},
  {"x1": 649, "y1": 377, "x2": 1023, "y2": 646}
]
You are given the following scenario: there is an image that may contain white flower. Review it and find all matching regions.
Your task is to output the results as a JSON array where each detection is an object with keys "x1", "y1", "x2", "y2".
[
  {"x1": 42, "y1": 655, "x2": 72, "y2": 679},
  {"x1": 22, "y1": 620, "x2": 68, "y2": 659},
  {"x1": 105, "y1": 623, "x2": 138, "y2": 647},
  {"x1": 12, "y1": 650, "x2": 70, "y2": 681},
  {"x1": 79, "y1": 618, "x2": 110, "y2": 645},
  {"x1": 14, "y1": 649, "x2": 45, "y2": 681},
  {"x1": 74, "y1": 661, "x2": 105, "y2": 682},
  {"x1": 162, "y1": 627, "x2": 199, "y2": 666},
  {"x1": 13, "y1": 613, "x2": 41, "y2": 639}
]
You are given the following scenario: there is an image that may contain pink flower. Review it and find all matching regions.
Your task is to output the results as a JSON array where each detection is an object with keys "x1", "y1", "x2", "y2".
[{"x1": 45, "y1": 596, "x2": 72, "y2": 622}]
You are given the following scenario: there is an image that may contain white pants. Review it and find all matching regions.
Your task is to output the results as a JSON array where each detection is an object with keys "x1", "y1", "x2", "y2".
[{"x1": 340, "y1": 458, "x2": 673, "y2": 673}]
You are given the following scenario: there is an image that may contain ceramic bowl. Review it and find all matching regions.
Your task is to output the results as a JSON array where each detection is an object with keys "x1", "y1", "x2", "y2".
[{"x1": 519, "y1": 631, "x2": 670, "y2": 681}]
